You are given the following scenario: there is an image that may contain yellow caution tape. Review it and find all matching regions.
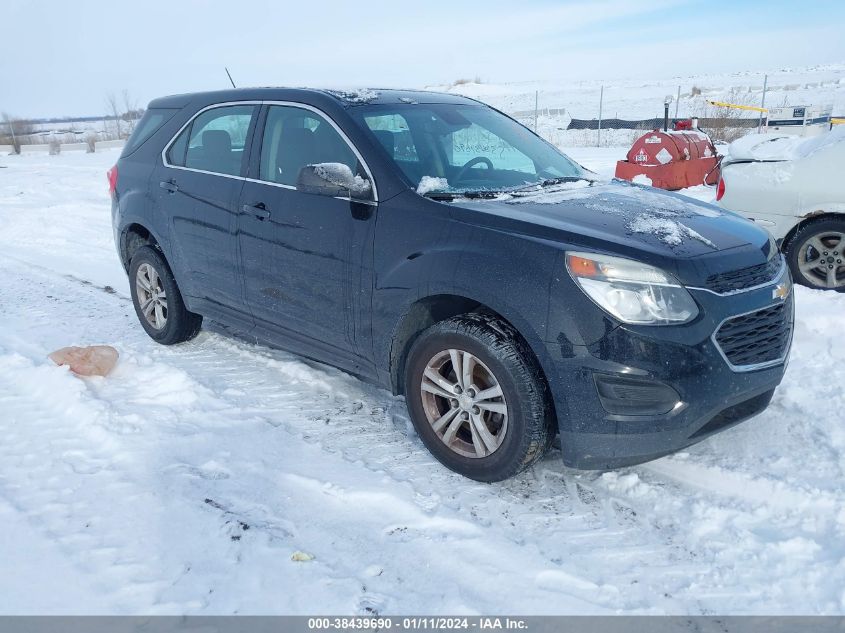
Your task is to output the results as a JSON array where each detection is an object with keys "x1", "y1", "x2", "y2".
[{"x1": 706, "y1": 100, "x2": 768, "y2": 113}]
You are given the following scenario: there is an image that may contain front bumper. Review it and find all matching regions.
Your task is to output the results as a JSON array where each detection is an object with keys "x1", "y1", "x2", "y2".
[{"x1": 545, "y1": 266, "x2": 794, "y2": 469}]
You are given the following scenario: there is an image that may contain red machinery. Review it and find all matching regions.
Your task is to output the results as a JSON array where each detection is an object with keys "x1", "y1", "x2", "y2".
[{"x1": 615, "y1": 120, "x2": 720, "y2": 190}]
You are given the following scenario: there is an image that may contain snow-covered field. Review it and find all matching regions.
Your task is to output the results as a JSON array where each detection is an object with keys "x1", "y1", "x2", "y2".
[
  {"x1": 1, "y1": 148, "x2": 844, "y2": 616},
  {"x1": 434, "y1": 63, "x2": 845, "y2": 120},
  {"x1": 433, "y1": 63, "x2": 845, "y2": 148}
]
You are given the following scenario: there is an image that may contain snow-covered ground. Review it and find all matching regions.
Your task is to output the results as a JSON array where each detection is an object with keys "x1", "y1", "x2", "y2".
[{"x1": 1, "y1": 148, "x2": 844, "y2": 616}]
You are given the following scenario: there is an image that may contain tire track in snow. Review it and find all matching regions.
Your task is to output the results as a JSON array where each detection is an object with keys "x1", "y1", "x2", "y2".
[
  {"x1": 2, "y1": 253, "x2": 844, "y2": 613},
  {"x1": 0, "y1": 253, "x2": 687, "y2": 613}
]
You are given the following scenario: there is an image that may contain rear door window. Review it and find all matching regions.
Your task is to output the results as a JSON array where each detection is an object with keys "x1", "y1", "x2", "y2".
[{"x1": 166, "y1": 105, "x2": 256, "y2": 176}]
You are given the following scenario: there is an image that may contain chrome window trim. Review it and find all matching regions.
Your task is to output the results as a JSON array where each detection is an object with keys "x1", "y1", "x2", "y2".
[
  {"x1": 710, "y1": 291, "x2": 794, "y2": 373},
  {"x1": 687, "y1": 256, "x2": 786, "y2": 296},
  {"x1": 160, "y1": 99, "x2": 379, "y2": 203}
]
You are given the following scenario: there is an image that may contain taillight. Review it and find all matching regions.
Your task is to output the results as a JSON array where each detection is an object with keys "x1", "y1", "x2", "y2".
[
  {"x1": 715, "y1": 177, "x2": 725, "y2": 201},
  {"x1": 107, "y1": 165, "x2": 118, "y2": 197}
]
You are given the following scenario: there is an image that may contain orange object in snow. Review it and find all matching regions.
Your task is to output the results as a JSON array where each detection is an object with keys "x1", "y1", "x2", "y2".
[
  {"x1": 615, "y1": 123, "x2": 720, "y2": 190},
  {"x1": 49, "y1": 345, "x2": 119, "y2": 377}
]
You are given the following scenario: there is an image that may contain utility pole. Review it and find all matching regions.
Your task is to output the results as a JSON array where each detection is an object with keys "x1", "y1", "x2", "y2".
[
  {"x1": 758, "y1": 74, "x2": 768, "y2": 133},
  {"x1": 597, "y1": 85, "x2": 604, "y2": 147},
  {"x1": 674, "y1": 85, "x2": 681, "y2": 119}
]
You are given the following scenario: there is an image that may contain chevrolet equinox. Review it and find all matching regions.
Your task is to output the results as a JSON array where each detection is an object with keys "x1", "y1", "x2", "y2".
[{"x1": 110, "y1": 88, "x2": 794, "y2": 481}]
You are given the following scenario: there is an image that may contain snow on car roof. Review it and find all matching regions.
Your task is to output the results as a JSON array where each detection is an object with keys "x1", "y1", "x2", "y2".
[{"x1": 727, "y1": 126, "x2": 845, "y2": 162}]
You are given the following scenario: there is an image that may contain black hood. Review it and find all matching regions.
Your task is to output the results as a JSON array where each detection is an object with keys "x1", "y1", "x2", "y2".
[{"x1": 449, "y1": 180, "x2": 774, "y2": 285}]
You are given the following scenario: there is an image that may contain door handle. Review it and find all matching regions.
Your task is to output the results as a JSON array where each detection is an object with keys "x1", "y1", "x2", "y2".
[
  {"x1": 242, "y1": 202, "x2": 270, "y2": 220},
  {"x1": 159, "y1": 180, "x2": 179, "y2": 194}
]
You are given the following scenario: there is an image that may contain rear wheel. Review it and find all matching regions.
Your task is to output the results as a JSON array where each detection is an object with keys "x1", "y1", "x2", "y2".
[
  {"x1": 404, "y1": 314, "x2": 554, "y2": 482},
  {"x1": 129, "y1": 245, "x2": 202, "y2": 344},
  {"x1": 785, "y1": 218, "x2": 845, "y2": 291}
]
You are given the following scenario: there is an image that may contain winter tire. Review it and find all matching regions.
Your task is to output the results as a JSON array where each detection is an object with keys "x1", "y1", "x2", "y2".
[
  {"x1": 129, "y1": 245, "x2": 202, "y2": 344},
  {"x1": 404, "y1": 314, "x2": 554, "y2": 482}
]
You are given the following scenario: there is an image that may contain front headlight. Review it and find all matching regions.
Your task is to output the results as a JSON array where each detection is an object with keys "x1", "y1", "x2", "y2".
[{"x1": 566, "y1": 251, "x2": 699, "y2": 325}]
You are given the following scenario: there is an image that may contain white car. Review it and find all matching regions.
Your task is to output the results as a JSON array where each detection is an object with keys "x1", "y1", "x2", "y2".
[{"x1": 716, "y1": 126, "x2": 845, "y2": 290}]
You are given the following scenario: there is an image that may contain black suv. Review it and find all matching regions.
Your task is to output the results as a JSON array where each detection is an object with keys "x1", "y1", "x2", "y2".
[{"x1": 110, "y1": 88, "x2": 794, "y2": 481}]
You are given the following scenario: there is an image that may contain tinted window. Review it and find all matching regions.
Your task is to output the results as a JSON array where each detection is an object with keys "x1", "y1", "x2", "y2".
[
  {"x1": 121, "y1": 108, "x2": 178, "y2": 156},
  {"x1": 353, "y1": 104, "x2": 585, "y2": 194},
  {"x1": 259, "y1": 105, "x2": 358, "y2": 186},
  {"x1": 167, "y1": 105, "x2": 256, "y2": 176},
  {"x1": 441, "y1": 122, "x2": 535, "y2": 173},
  {"x1": 363, "y1": 113, "x2": 419, "y2": 163}
]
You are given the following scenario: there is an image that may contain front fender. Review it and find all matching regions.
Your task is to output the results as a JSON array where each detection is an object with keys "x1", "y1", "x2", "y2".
[{"x1": 372, "y1": 197, "x2": 561, "y2": 398}]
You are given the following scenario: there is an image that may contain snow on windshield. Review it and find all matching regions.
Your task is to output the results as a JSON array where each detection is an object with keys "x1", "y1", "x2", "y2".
[{"x1": 417, "y1": 176, "x2": 450, "y2": 195}]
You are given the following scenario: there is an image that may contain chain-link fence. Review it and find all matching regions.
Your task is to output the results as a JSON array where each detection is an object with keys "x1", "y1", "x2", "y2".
[{"x1": 501, "y1": 76, "x2": 843, "y2": 147}]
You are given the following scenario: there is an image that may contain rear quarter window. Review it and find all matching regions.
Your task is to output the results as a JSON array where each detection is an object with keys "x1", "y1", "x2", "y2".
[{"x1": 120, "y1": 108, "x2": 179, "y2": 157}]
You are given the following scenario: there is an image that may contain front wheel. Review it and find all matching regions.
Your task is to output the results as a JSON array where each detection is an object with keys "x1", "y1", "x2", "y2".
[
  {"x1": 785, "y1": 218, "x2": 845, "y2": 291},
  {"x1": 404, "y1": 314, "x2": 554, "y2": 482}
]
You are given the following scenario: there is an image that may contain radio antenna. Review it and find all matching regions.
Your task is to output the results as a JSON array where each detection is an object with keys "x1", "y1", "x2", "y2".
[{"x1": 225, "y1": 67, "x2": 237, "y2": 89}]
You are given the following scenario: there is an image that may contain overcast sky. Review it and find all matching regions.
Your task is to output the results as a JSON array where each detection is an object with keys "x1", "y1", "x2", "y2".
[{"x1": 2, "y1": 0, "x2": 844, "y2": 118}]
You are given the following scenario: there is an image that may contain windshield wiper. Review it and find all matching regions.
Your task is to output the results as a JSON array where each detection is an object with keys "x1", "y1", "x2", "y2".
[
  {"x1": 423, "y1": 178, "x2": 595, "y2": 201},
  {"x1": 423, "y1": 190, "x2": 503, "y2": 201},
  {"x1": 509, "y1": 176, "x2": 596, "y2": 193}
]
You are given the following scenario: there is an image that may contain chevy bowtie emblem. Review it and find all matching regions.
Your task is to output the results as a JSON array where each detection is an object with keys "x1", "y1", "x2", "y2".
[{"x1": 773, "y1": 283, "x2": 790, "y2": 300}]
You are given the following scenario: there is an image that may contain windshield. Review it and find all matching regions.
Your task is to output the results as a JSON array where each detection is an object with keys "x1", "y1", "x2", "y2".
[{"x1": 352, "y1": 103, "x2": 590, "y2": 196}]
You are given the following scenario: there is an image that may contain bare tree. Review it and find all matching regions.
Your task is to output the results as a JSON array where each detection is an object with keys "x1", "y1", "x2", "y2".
[
  {"x1": 1, "y1": 112, "x2": 37, "y2": 153},
  {"x1": 105, "y1": 92, "x2": 123, "y2": 139},
  {"x1": 121, "y1": 89, "x2": 141, "y2": 135},
  {"x1": 690, "y1": 87, "x2": 758, "y2": 143}
]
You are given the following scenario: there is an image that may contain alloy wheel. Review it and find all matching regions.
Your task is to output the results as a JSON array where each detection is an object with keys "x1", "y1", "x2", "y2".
[
  {"x1": 420, "y1": 349, "x2": 508, "y2": 459},
  {"x1": 797, "y1": 232, "x2": 845, "y2": 289},
  {"x1": 135, "y1": 262, "x2": 168, "y2": 329}
]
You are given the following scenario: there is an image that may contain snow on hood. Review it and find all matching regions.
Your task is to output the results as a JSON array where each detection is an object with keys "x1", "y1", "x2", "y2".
[
  {"x1": 727, "y1": 126, "x2": 845, "y2": 162},
  {"x1": 452, "y1": 180, "x2": 758, "y2": 256},
  {"x1": 628, "y1": 215, "x2": 717, "y2": 249},
  {"x1": 506, "y1": 180, "x2": 720, "y2": 217},
  {"x1": 502, "y1": 181, "x2": 722, "y2": 250},
  {"x1": 497, "y1": 181, "x2": 724, "y2": 249}
]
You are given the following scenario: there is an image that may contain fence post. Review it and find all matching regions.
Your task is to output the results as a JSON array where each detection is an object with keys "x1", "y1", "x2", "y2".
[
  {"x1": 597, "y1": 85, "x2": 604, "y2": 147},
  {"x1": 533, "y1": 90, "x2": 538, "y2": 132},
  {"x1": 758, "y1": 74, "x2": 768, "y2": 133}
]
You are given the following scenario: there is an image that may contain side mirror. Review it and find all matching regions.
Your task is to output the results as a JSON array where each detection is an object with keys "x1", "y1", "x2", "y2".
[{"x1": 296, "y1": 163, "x2": 373, "y2": 200}]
